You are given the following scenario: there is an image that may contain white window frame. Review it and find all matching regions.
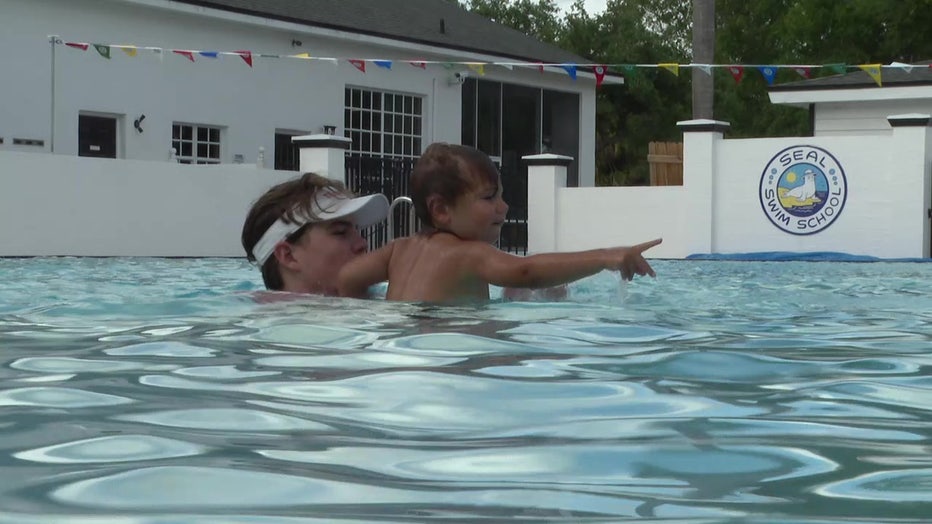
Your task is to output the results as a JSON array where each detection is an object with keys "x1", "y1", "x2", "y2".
[
  {"x1": 172, "y1": 123, "x2": 221, "y2": 164},
  {"x1": 344, "y1": 87, "x2": 423, "y2": 159}
]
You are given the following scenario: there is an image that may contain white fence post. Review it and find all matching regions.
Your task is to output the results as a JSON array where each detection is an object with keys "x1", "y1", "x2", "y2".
[
  {"x1": 524, "y1": 153, "x2": 572, "y2": 254},
  {"x1": 292, "y1": 134, "x2": 352, "y2": 183},
  {"x1": 677, "y1": 119, "x2": 730, "y2": 255},
  {"x1": 887, "y1": 113, "x2": 931, "y2": 258}
]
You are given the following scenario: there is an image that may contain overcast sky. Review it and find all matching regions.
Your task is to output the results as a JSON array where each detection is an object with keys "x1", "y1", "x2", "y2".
[{"x1": 553, "y1": 0, "x2": 608, "y2": 15}]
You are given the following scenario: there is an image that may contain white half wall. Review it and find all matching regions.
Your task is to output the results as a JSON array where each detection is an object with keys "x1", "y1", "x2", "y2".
[
  {"x1": 532, "y1": 118, "x2": 931, "y2": 259},
  {"x1": 0, "y1": 151, "x2": 297, "y2": 257}
]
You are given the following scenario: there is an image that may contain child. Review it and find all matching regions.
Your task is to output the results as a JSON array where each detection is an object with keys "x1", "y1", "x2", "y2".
[{"x1": 338, "y1": 143, "x2": 661, "y2": 302}]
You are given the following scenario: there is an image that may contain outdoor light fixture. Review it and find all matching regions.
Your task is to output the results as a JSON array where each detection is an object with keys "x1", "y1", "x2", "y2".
[
  {"x1": 322, "y1": 124, "x2": 337, "y2": 135},
  {"x1": 133, "y1": 114, "x2": 146, "y2": 133}
]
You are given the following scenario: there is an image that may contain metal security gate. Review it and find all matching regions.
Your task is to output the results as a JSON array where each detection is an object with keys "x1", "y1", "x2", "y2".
[{"x1": 345, "y1": 155, "x2": 417, "y2": 250}]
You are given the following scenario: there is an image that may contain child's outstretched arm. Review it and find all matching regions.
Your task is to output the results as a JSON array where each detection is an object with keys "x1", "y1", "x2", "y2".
[
  {"x1": 471, "y1": 238, "x2": 662, "y2": 289},
  {"x1": 337, "y1": 242, "x2": 394, "y2": 298}
]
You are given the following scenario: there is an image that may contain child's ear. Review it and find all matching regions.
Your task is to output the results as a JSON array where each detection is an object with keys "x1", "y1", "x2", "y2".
[{"x1": 426, "y1": 194, "x2": 451, "y2": 227}]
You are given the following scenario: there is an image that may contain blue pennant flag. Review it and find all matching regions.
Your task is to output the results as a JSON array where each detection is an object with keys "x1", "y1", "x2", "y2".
[
  {"x1": 374, "y1": 60, "x2": 393, "y2": 70},
  {"x1": 199, "y1": 51, "x2": 219, "y2": 59},
  {"x1": 560, "y1": 64, "x2": 577, "y2": 80},
  {"x1": 756, "y1": 66, "x2": 778, "y2": 85}
]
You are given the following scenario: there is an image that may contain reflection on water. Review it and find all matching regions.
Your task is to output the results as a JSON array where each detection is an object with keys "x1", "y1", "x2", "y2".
[{"x1": 0, "y1": 257, "x2": 931, "y2": 522}]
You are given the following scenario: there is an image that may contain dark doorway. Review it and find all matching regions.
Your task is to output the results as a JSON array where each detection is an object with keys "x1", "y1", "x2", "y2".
[
  {"x1": 78, "y1": 115, "x2": 117, "y2": 158},
  {"x1": 274, "y1": 133, "x2": 302, "y2": 171}
]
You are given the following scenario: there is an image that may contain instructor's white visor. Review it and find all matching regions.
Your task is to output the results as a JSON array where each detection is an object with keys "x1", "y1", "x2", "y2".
[{"x1": 252, "y1": 192, "x2": 389, "y2": 266}]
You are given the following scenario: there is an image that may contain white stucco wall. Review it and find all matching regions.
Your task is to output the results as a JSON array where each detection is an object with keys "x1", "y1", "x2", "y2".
[
  {"x1": 531, "y1": 119, "x2": 931, "y2": 259},
  {"x1": 0, "y1": 151, "x2": 297, "y2": 257},
  {"x1": 814, "y1": 100, "x2": 932, "y2": 136},
  {"x1": 0, "y1": 0, "x2": 597, "y2": 180}
]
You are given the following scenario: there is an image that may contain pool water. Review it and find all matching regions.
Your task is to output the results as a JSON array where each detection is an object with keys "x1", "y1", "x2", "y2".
[{"x1": 1, "y1": 257, "x2": 931, "y2": 523}]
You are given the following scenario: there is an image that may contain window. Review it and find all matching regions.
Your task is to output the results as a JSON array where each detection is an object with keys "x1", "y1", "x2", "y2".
[
  {"x1": 172, "y1": 123, "x2": 221, "y2": 164},
  {"x1": 344, "y1": 88, "x2": 422, "y2": 158}
]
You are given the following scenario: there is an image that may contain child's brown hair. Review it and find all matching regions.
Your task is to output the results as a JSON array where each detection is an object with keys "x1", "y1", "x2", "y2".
[{"x1": 410, "y1": 143, "x2": 500, "y2": 228}]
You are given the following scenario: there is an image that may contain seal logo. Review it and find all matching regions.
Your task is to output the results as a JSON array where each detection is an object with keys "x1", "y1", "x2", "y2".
[{"x1": 759, "y1": 145, "x2": 847, "y2": 235}]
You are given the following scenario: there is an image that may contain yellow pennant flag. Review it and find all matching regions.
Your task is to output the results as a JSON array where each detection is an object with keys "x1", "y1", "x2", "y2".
[
  {"x1": 858, "y1": 64, "x2": 882, "y2": 86},
  {"x1": 120, "y1": 46, "x2": 137, "y2": 57},
  {"x1": 293, "y1": 52, "x2": 311, "y2": 59},
  {"x1": 659, "y1": 63, "x2": 679, "y2": 76},
  {"x1": 467, "y1": 63, "x2": 485, "y2": 76}
]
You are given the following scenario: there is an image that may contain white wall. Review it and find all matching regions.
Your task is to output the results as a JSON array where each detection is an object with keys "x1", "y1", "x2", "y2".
[
  {"x1": 0, "y1": 151, "x2": 296, "y2": 257},
  {"x1": 815, "y1": 100, "x2": 932, "y2": 136},
  {"x1": 0, "y1": 0, "x2": 597, "y2": 180},
  {"x1": 530, "y1": 119, "x2": 931, "y2": 259}
]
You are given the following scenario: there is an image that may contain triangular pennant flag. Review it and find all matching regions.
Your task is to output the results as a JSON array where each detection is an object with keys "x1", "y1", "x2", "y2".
[
  {"x1": 793, "y1": 66, "x2": 812, "y2": 79},
  {"x1": 858, "y1": 63, "x2": 882, "y2": 86},
  {"x1": 151, "y1": 47, "x2": 163, "y2": 61},
  {"x1": 622, "y1": 65, "x2": 638, "y2": 77},
  {"x1": 536, "y1": 61, "x2": 545, "y2": 73},
  {"x1": 593, "y1": 65, "x2": 606, "y2": 87},
  {"x1": 467, "y1": 63, "x2": 485, "y2": 75},
  {"x1": 321, "y1": 57, "x2": 338, "y2": 66},
  {"x1": 757, "y1": 66, "x2": 778, "y2": 85},
  {"x1": 348, "y1": 59, "x2": 366, "y2": 73},
  {"x1": 659, "y1": 63, "x2": 679, "y2": 76},
  {"x1": 93, "y1": 44, "x2": 111, "y2": 59},
  {"x1": 374, "y1": 60, "x2": 392, "y2": 70},
  {"x1": 233, "y1": 50, "x2": 253, "y2": 67},
  {"x1": 65, "y1": 42, "x2": 89, "y2": 51},
  {"x1": 499, "y1": 64, "x2": 514, "y2": 71},
  {"x1": 890, "y1": 61, "x2": 915, "y2": 73},
  {"x1": 199, "y1": 51, "x2": 220, "y2": 59},
  {"x1": 258, "y1": 53, "x2": 279, "y2": 59},
  {"x1": 173, "y1": 50, "x2": 196, "y2": 62},
  {"x1": 293, "y1": 52, "x2": 311, "y2": 59},
  {"x1": 119, "y1": 46, "x2": 137, "y2": 57},
  {"x1": 409, "y1": 61, "x2": 427, "y2": 69},
  {"x1": 727, "y1": 65, "x2": 744, "y2": 84},
  {"x1": 441, "y1": 62, "x2": 456, "y2": 70},
  {"x1": 694, "y1": 64, "x2": 713, "y2": 76},
  {"x1": 560, "y1": 64, "x2": 577, "y2": 80},
  {"x1": 825, "y1": 63, "x2": 847, "y2": 74}
]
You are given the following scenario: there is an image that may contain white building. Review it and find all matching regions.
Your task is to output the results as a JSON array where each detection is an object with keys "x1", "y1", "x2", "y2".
[
  {"x1": 768, "y1": 60, "x2": 932, "y2": 139},
  {"x1": 1, "y1": 0, "x2": 609, "y2": 185},
  {"x1": 525, "y1": 64, "x2": 931, "y2": 260}
]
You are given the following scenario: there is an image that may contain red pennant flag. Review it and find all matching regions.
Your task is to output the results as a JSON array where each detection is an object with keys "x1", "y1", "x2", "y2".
[
  {"x1": 173, "y1": 50, "x2": 195, "y2": 62},
  {"x1": 233, "y1": 50, "x2": 253, "y2": 67},
  {"x1": 728, "y1": 65, "x2": 745, "y2": 84},
  {"x1": 65, "y1": 42, "x2": 89, "y2": 51},
  {"x1": 536, "y1": 61, "x2": 545, "y2": 73},
  {"x1": 793, "y1": 66, "x2": 812, "y2": 79},
  {"x1": 348, "y1": 59, "x2": 366, "y2": 73},
  {"x1": 593, "y1": 65, "x2": 607, "y2": 88},
  {"x1": 409, "y1": 61, "x2": 427, "y2": 69}
]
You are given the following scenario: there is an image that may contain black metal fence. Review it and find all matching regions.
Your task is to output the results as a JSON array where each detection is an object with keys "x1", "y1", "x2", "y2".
[
  {"x1": 345, "y1": 155, "x2": 417, "y2": 251},
  {"x1": 345, "y1": 154, "x2": 528, "y2": 255}
]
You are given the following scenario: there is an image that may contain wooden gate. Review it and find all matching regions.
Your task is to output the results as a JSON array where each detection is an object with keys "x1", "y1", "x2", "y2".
[{"x1": 648, "y1": 141, "x2": 683, "y2": 186}]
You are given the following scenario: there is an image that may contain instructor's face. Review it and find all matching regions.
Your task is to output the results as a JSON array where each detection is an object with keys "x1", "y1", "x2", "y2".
[{"x1": 290, "y1": 220, "x2": 368, "y2": 296}]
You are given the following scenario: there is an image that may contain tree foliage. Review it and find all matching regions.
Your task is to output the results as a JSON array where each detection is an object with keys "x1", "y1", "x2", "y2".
[{"x1": 456, "y1": 0, "x2": 932, "y2": 185}]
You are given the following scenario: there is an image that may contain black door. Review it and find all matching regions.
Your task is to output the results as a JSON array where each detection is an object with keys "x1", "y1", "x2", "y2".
[
  {"x1": 274, "y1": 133, "x2": 301, "y2": 171},
  {"x1": 78, "y1": 115, "x2": 117, "y2": 158}
]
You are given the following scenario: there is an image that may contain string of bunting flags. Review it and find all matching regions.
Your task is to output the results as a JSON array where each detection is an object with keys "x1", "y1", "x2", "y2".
[{"x1": 59, "y1": 39, "x2": 931, "y2": 88}]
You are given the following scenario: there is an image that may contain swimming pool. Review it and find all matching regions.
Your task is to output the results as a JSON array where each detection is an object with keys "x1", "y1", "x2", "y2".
[{"x1": 1, "y1": 257, "x2": 931, "y2": 522}]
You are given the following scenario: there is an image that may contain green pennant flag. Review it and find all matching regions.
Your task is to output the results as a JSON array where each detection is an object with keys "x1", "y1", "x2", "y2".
[
  {"x1": 825, "y1": 63, "x2": 847, "y2": 74},
  {"x1": 93, "y1": 44, "x2": 111, "y2": 59},
  {"x1": 441, "y1": 62, "x2": 456, "y2": 70},
  {"x1": 622, "y1": 65, "x2": 638, "y2": 77}
]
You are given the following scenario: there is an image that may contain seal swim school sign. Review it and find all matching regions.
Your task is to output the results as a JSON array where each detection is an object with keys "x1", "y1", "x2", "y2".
[{"x1": 759, "y1": 145, "x2": 848, "y2": 235}]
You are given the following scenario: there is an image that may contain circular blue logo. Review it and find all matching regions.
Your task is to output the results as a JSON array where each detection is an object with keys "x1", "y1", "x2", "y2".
[{"x1": 759, "y1": 145, "x2": 847, "y2": 235}]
